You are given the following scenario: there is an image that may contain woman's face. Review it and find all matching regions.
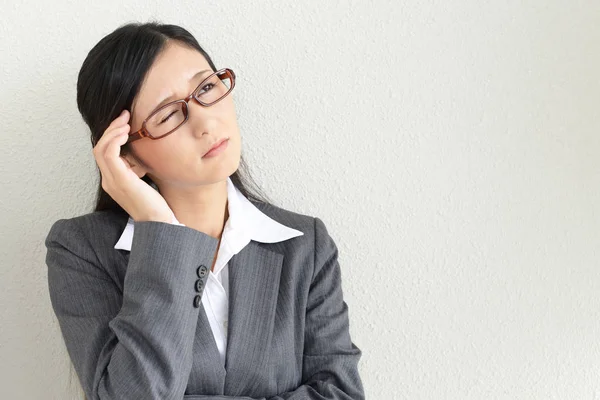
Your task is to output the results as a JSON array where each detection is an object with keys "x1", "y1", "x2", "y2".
[{"x1": 126, "y1": 41, "x2": 241, "y2": 188}]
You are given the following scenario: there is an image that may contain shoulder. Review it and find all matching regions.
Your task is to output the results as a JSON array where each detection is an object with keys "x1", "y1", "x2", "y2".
[
  {"x1": 250, "y1": 199, "x2": 333, "y2": 235},
  {"x1": 248, "y1": 199, "x2": 337, "y2": 256},
  {"x1": 45, "y1": 209, "x2": 129, "y2": 253},
  {"x1": 44, "y1": 210, "x2": 130, "y2": 293},
  {"x1": 250, "y1": 199, "x2": 315, "y2": 231}
]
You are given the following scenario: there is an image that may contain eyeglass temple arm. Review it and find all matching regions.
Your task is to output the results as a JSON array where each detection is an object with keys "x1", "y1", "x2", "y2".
[{"x1": 126, "y1": 131, "x2": 145, "y2": 143}]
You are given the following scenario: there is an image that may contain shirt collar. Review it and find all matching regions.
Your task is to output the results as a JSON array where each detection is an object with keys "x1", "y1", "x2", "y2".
[{"x1": 114, "y1": 177, "x2": 304, "y2": 251}]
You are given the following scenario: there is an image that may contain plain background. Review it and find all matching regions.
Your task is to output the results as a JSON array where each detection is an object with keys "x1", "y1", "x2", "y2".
[{"x1": 1, "y1": 1, "x2": 599, "y2": 399}]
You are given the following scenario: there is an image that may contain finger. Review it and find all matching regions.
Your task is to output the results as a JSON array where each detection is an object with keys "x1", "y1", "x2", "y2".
[
  {"x1": 94, "y1": 113, "x2": 129, "y2": 153},
  {"x1": 95, "y1": 124, "x2": 129, "y2": 182},
  {"x1": 106, "y1": 110, "x2": 130, "y2": 131},
  {"x1": 92, "y1": 110, "x2": 130, "y2": 186},
  {"x1": 103, "y1": 125, "x2": 133, "y2": 183},
  {"x1": 100, "y1": 111, "x2": 130, "y2": 143}
]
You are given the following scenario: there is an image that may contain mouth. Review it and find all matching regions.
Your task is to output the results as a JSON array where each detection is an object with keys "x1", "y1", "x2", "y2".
[{"x1": 203, "y1": 137, "x2": 230, "y2": 157}]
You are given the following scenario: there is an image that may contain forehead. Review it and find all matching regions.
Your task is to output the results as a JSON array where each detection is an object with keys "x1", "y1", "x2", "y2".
[{"x1": 132, "y1": 42, "x2": 211, "y2": 119}]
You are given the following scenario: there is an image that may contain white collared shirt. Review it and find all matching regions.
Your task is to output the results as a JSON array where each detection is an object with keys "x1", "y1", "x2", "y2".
[{"x1": 114, "y1": 177, "x2": 304, "y2": 365}]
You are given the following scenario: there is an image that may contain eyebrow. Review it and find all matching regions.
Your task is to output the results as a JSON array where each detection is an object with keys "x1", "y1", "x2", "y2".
[{"x1": 149, "y1": 69, "x2": 213, "y2": 114}]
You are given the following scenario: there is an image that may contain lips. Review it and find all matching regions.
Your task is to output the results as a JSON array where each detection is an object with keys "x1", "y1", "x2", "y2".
[{"x1": 203, "y1": 138, "x2": 229, "y2": 156}]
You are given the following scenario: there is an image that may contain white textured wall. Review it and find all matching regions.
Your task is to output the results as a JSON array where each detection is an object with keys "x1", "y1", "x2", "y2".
[{"x1": 1, "y1": 1, "x2": 599, "y2": 399}]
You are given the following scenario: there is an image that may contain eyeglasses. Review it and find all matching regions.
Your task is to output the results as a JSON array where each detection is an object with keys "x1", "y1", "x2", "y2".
[{"x1": 126, "y1": 68, "x2": 236, "y2": 143}]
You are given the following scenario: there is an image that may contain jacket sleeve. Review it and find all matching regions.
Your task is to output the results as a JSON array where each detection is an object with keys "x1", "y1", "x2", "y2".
[
  {"x1": 45, "y1": 218, "x2": 219, "y2": 400},
  {"x1": 179, "y1": 216, "x2": 366, "y2": 400}
]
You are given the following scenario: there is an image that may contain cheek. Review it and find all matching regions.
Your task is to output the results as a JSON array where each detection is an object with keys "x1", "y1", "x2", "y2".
[
  {"x1": 218, "y1": 97, "x2": 238, "y2": 124},
  {"x1": 132, "y1": 139, "x2": 182, "y2": 171}
]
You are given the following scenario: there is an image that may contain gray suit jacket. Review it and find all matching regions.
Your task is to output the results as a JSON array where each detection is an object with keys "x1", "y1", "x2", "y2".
[{"x1": 45, "y1": 200, "x2": 365, "y2": 400}]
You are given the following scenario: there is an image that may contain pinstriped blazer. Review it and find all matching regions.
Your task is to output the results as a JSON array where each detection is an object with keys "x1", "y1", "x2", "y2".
[{"x1": 44, "y1": 199, "x2": 365, "y2": 400}]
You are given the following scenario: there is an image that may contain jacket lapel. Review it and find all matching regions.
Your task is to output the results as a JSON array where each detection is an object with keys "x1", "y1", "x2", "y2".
[
  {"x1": 187, "y1": 305, "x2": 226, "y2": 392},
  {"x1": 224, "y1": 240, "x2": 284, "y2": 395}
]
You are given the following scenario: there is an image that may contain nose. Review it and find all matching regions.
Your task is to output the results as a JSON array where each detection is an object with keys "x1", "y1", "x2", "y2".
[{"x1": 186, "y1": 97, "x2": 218, "y2": 138}]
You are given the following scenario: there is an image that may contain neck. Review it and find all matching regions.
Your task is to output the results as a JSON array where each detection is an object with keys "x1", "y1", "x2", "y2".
[{"x1": 155, "y1": 179, "x2": 229, "y2": 239}]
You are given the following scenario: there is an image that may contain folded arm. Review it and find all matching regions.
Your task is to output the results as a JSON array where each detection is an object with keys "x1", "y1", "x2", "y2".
[
  {"x1": 181, "y1": 216, "x2": 365, "y2": 400},
  {"x1": 46, "y1": 218, "x2": 219, "y2": 400}
]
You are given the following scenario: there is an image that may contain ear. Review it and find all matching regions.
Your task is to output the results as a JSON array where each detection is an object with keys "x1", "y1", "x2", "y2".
[{"x1": 121, "y1": 152, "x2": 148, "y2": 179}]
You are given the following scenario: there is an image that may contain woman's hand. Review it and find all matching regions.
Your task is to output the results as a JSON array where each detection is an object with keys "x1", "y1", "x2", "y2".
[{"x1": 92, "y1": 109, "x2": 174, "y2": 223}]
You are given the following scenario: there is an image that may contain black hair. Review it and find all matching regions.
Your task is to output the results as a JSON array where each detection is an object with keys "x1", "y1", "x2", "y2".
[{"x1": 76, "y1": 20, "x2": 273, "y2": 215}]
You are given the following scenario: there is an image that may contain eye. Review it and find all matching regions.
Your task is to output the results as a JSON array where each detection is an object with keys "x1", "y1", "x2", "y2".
[
  {"x1": 197, "y1": 83, "x2": 215, "y2": 95},
  {"x1": 159, "y1": 110, "x2": 178, "y2": 124}
]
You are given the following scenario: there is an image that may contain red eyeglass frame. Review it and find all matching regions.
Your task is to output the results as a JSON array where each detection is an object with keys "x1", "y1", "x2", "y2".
[{"x1": 126, "y1": 68, "x2": 236, "y2": 144}]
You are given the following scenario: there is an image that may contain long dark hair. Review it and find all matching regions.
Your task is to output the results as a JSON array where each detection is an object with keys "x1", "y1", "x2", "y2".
[{"x1": 77, "y1": 20, "x2": 273, "y2": 216}]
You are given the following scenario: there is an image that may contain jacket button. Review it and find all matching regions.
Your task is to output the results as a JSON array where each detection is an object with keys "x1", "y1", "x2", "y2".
[
  {"x1": 195, "y1": 279, "x2": 204, "y2": 292},
  {"x1": 197, "y1": 265, "x2": 208, "y2": 278},
  {"x1": 193, "y1": 294, "x2": 201, "y2": 308}
]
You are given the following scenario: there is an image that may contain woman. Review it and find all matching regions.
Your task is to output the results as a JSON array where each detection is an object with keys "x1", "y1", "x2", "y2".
[{"x1": 45, "y1": 21, "x2": 364, "y2": 400}]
